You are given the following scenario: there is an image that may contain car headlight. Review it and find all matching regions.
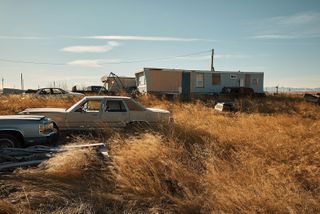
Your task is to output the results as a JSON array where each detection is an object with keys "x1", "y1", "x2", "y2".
[
  {"x1": 39, "y1": 122, "x2": 54, "y2": 134},
  {"x1": 39, "y1": 124, "x2": 45, "y2": 134}
]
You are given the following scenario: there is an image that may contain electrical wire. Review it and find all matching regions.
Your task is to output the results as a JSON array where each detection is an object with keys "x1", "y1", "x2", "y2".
[
  {"x1": 0, "y1": 58, "x2": 65, "y2": 65},
  {"x1": 0, "y1": 49, "x2": 211, "y2": 66},
  {"x1": 100, "y1": 50, "x2": 211, "y2": 64}
]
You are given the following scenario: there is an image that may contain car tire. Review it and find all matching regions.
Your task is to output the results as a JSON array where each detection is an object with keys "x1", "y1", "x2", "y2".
[
  {"x1": 0, "y1": 134, "x2": 22, "y2": 148},
  {"x1": 127, "y1": 121, "x2": 151, "y2": 130}
]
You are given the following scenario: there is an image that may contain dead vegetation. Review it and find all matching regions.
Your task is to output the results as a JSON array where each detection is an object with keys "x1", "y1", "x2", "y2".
[{"x1": 0, "y1": 93, "x2": 319, "y2": 213}]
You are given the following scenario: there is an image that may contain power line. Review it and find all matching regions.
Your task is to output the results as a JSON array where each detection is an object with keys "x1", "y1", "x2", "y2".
[
  {"x1": 0, "y1": 49, "x2": 211, "y2": 66},
  {"x1": 100, "y1": 50, "x2": 211, "y2": 64},
  {"x1": 0, "y1": 58, "x2": 65, "y2": 65}
]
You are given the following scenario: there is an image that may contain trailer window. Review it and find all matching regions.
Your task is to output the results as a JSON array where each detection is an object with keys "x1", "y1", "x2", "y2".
[
  {"x1": 230, "y1": 74, "x2": 238, "y2": 79},
  {"x1": 196, "y1": 73, "x2": 204, "y2": 88},
  {"x1": 124, "y1": 99, "x2": 145, "y2": 111}
]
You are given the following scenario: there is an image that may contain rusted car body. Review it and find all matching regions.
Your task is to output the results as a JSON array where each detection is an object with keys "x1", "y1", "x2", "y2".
[{"x1": 19, "y1": 96, "x2": 171, "y2": 130}]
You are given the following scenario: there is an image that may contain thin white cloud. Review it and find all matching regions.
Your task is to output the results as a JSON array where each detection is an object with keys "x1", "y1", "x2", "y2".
[
  {"x1": 0, "y1": 35, "x2": 213, "y2": 42},
  {"x1": 0, "y1": 36, "x2": 52, "y2": 40},
  {"x1": 251, "y1": 34, "x2": 298, "y2": 39},
  {"x1": 61, "y1": 41, "x2": 119, "y2": 53},
  {"x1": 274, "y1": 11, "x2": 320, "y2": 25},
  {"x1": 67, "y1": 59, "x2": 119, "y2": 67},
  {"x1": 251, "y1": 11, "x2": 320, "y2": 40},
  {"x1": 81, "y1": 35, "x2": 208, "y2": 42},
  {"x1": 67, "y1": 60, "x2": 102, "y2": 67}
]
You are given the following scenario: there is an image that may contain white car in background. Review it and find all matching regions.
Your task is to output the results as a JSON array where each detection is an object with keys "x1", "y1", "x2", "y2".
[
  {"x1": 19, "y1": 96, "x2": 171, "y2": 130},
  {"x1": 25, "y1": 88, "x2": 84, "y2": 97}
]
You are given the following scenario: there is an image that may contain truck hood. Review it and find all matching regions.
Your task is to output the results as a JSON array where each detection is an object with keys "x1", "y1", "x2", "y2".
[
  {"x1": 20, "y1": 108, "x2": 67, "y2": 114},
  {"x1": 0, "y1": 115, "x2": 45, "y2": 121},
  {"x1": 146, "y1": 108, "x2": 170, "y2": 114}
]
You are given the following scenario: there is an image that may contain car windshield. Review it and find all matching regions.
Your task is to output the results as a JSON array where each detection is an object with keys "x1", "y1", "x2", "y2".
[{"x1": 67, "y1": 98, "x2": 87, "y2": 112}]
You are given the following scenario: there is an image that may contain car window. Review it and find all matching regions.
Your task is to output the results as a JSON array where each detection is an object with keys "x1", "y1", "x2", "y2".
[
  {"x1": 52, "y1": 88, "x2": 63, "y2": 94},
  {"x1": 105, "y1": 100, "x2": 127, "y2": 112},
  {"x1": 82, "y1": 100, "x2": 101, "y2": 113},
  {"x1": 59, "y1": 89, "x2": 67, "y2": 94},
  {"x1": 39, "y1": 88, "x2": 52, "y2": 95},
  {"x1": 124, "y1": 99, "x2": 145, "y2": 111}
]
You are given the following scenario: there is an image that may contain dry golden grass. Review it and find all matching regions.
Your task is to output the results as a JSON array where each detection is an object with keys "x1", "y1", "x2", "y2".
[{"x1": 0, "y1": 93, "x2": 319, "y2": 213}]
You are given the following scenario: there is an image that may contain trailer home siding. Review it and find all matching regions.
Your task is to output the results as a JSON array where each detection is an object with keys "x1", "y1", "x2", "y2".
[
  {"x1": 136, "y1": 68, "x2": 264, "y2": 95},
  {"x1": 190, "y1": 72, "x2": 264, "y2": 94},
  {"x1": 146, "y1": 69, "x2": 182, "y2": 93}
]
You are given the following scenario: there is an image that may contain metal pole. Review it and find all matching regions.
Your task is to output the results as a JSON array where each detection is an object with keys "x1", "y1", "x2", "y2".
[
  {"x1": 21, "y1": 73, "x2": 24, "y2": 90},
  {"x1": 211, "y1": 49, "x2": 215, "y2": 71}
]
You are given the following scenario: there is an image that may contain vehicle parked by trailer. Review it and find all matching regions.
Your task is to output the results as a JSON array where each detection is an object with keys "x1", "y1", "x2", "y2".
[
  {"x1": 19, "y1": 96, "x2": 171, "y2": 130},
  {"x1": 25, "y1": 88, "x2": 84, "y2": 97},
  {"x1": 0, "y1": 115, "x2": 57, "y2": 148}
]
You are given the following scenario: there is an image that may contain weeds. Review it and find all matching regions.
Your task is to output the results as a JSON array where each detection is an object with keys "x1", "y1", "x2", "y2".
[{"x1": 0, "y1": 94, "x2": 319, "y2": 213}]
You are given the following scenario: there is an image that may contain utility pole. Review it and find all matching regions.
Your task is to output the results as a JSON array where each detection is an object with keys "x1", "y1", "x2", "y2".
[
  {"x1": 1, "y1": 77, "x2": 4, "y2": 90},
  {"x1": 20, "y1": 73, "x2": 24, "y2": 90},
  {"x1": 211, "y1": 48, "x2": 215, "y2": 72}
]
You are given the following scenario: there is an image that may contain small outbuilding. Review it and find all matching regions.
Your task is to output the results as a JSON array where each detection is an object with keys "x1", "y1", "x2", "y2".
[
  {"x1": 101, "y1": 73, "x2": 136, "y2": 93},
  {"x1": 135, "y1": 68, "x2": 264, "y2": 97}
]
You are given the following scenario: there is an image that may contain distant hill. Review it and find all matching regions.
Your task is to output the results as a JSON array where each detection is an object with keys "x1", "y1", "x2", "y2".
[{"x1": 265, "y1": 87, "x2": 320, "y2": 93}]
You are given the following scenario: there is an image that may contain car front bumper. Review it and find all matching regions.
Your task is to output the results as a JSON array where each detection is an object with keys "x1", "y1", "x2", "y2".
[{"x1": 24, "y1": 131, "x2": 58, "y2": 146}]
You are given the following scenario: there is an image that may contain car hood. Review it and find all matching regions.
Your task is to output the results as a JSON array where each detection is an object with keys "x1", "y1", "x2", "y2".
[
  {"x1": 20, "y1": 108, "x2": 67, "y2": 114},
  {"x1": 146, "y1": 108, "x2": 170, "y2": 114},
  {"x1": 0, "y1": 115, "x2": 46, "y2": 121}
]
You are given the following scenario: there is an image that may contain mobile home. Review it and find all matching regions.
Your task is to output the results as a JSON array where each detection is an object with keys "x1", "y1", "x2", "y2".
[{"x1": 135, "y1": 68, "x2": 264, "y2": 97}]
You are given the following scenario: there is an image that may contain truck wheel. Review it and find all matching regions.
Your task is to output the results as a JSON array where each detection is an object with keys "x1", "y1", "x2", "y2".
[{"x1": 0, "y1": 134, "x2": 21, "y2": 148}]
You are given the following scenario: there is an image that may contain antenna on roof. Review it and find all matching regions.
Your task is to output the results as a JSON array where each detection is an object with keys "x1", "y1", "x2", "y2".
[{"x1": 211, "y1": 49, "x2": 215, "y2": 72}]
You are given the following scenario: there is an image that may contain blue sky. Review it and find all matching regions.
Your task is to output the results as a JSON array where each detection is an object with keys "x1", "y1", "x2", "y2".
[{"x1": 0, "y1": 0, "x2": 319, "y2": 89}]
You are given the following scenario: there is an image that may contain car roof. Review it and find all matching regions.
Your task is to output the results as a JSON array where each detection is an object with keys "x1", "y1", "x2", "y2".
[
  {"x1": 84, "y1": 96, "x2": 131, "y2": 99},
  {"x1": 39, "y1": 87, "x2": 64, "y2": 90}
]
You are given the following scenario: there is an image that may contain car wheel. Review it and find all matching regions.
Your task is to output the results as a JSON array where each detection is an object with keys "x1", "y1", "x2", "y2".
[
  {"x1": 0, "y1": 134, "x2": 21, "y2": 148},
  {"x1": 127, "y1": 121, "x2": 151, "y2": 130}
]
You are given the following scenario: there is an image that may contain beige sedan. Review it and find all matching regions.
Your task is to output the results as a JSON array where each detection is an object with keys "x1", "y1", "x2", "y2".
[{"x1": 19, "y1": 96, "x2": 171, "y2": 130}]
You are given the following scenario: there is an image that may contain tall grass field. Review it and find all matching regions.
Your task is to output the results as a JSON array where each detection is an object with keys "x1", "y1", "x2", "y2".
[{"x1": 0, "y1": 94, "x2": 319, "y2": 213}]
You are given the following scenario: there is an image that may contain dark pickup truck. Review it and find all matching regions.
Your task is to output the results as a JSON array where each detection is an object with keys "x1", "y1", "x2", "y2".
[{"x1": 0, "y1": 115, "x2": 57, "y2": 148}]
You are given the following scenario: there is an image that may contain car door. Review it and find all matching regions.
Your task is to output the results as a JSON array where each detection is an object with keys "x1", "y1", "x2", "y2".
[
  {"x1": 66, "y1": 99, "x2": 103, "y2": 130},
  {"x1": 123, "y1": 98, "x2": 148, "y2": 122},
  {"x1": 100, "y1": 99, "x2": 129, "y2": 127}
]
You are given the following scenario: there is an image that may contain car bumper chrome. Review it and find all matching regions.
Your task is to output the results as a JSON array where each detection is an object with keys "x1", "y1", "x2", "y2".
[{"x1": 24, "y1": 131, "x2": 58, "y2": 145}]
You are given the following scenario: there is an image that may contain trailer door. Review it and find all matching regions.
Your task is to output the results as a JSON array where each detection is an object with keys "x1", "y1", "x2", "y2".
[{"x1": 182, "y1": 72, "x2": 190, "y2": 99}]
